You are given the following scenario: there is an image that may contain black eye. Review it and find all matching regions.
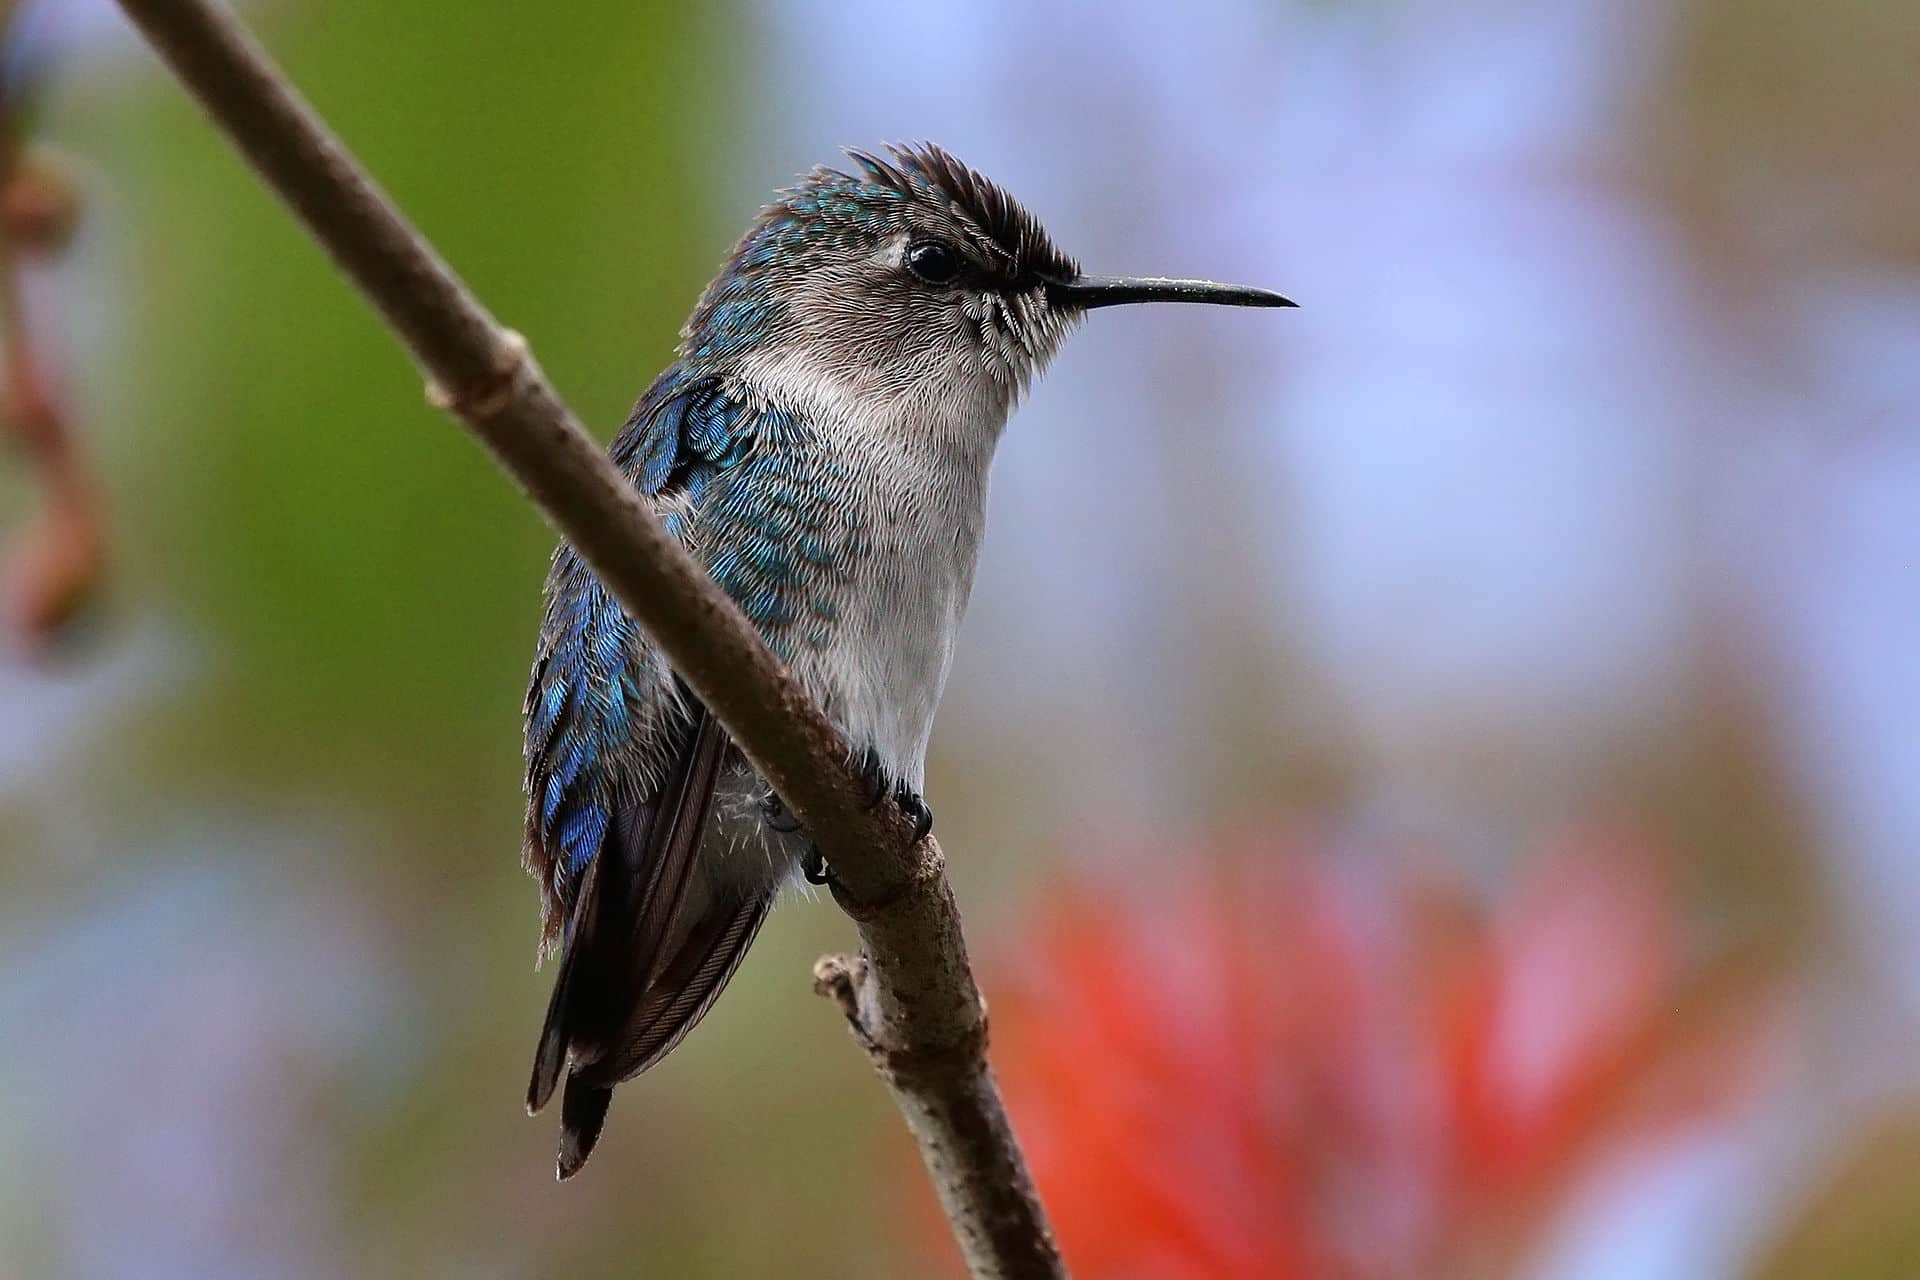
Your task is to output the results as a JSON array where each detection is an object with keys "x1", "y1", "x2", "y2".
[{"x1": 904, "y1": 239, "x2": 964, "y2": 286}]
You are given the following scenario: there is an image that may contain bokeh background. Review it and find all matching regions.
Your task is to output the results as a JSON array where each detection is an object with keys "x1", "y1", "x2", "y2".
[{"x1": 4, "y1": 0, "x2": 1919, "y2": 1275}]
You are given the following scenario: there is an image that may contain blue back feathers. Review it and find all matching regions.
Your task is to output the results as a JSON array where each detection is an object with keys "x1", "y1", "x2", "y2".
[
  {"x1": 524, "y1": 371, "x2": 854, "y2": 944},
  {"x1": 524, "y1": 548, "x2": 639, "y2": 939}
]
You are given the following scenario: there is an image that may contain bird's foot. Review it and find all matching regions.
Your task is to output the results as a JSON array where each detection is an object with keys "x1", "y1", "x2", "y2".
[
  {"x1": 802, "y1": 844, "x2": 833, "y2": 886},
  {"x1": 800, "y1": 791, "x2": 930, "y2": 909},
  {"x1": 894, "y1": 782, "x2": 934, "y2": 844},
  {"x1": 760, "y1": 790, "x2": 804, "y2": 835},
  {"x1": 853, "y1": 749, "x2": 934, "y2": 843}
]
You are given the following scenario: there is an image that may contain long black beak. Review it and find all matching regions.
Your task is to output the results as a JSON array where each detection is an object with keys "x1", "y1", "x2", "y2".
[{"x1": 1044, "y1": 273, "x2": 1296, "y2": 311}]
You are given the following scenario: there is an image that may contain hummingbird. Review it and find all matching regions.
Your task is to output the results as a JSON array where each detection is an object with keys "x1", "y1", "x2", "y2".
[{"x1": 522, "y1": 142, "x2": 1291, "y2": 1178}]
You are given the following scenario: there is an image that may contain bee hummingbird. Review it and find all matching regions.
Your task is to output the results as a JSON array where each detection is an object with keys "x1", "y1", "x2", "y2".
[{"x1": 522, "y1": 142, "x2": 1291, "y2": 1177}]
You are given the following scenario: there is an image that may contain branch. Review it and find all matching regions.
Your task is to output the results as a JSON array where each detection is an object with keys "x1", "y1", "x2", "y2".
[{"x1": 110, "y1": 1, "x2": 1064, "y2": 1275}]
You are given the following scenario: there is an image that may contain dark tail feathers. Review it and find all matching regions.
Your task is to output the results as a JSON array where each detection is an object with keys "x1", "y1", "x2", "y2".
[{"x1": 526, "y1": 707, "x2": 773, "y2": 1180}]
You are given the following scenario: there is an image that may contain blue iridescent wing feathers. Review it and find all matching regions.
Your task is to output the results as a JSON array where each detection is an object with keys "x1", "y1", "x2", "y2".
[
  {"x1": 524, "y1": 375, "x2": 764, "y2": 946},
  {"x1": 522, "y1": 372, "x2": 837, "y2": 1176}
]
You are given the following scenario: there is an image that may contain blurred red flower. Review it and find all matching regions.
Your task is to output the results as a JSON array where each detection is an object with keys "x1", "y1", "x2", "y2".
[{"x1": 908, "y1": 823, "x2": 1782, "y2": 1279}]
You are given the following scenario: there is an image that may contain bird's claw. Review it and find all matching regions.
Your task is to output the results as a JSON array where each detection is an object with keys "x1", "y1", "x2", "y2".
[
  {"x1": 800, "y1": 756, "x2": 931, "y2": 890},
  {"x1": 801, "y1": 787, "x2": 928, "y2": 905},
  {"x1": 855, "y1": 749, "x2": 934, "y2": 842},
  {"x1": 894, "y1": 782, "x2": 934, "y2": 843},
  {"x1": 761, "y1": 790, "x2": 804, "y2": 835},
  {"x1": 802, "y1": 844, "x2": 833, "y2": 886}
]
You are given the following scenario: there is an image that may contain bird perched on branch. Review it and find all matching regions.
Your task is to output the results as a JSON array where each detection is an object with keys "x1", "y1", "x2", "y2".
[{"x1": 522, "y1": 142, "x2": 1291, "y2": 1177}]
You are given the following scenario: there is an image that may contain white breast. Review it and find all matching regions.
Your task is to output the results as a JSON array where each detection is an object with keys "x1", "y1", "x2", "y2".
[
  {"x1": 738, "y1": 347, "x2": 1010, "y2": 789},
  {"x1": 808, "y1": 443, "x2": 986, "y2": 788}
]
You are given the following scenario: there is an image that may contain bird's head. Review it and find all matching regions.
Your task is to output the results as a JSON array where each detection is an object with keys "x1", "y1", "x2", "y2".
[{"x1": 681, "y1": 143, "x2": 1292, "y2": 422}]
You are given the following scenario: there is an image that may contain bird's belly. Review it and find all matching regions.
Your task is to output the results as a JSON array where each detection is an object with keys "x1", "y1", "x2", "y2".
[
  {"x1": 694, "y1": 539, "x2": 975, "y2": 907},
  {"x1": 805, "y1": 531, "x2": 975, "y2": 791},
  {"x1": 692, "y1": 422, "x2": 991, "y2": 900}
]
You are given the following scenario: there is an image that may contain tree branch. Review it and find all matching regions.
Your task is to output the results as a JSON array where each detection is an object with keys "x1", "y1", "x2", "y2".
[{"x1": 109, "y1": 1, "x2": 1065, "y2": 1275}]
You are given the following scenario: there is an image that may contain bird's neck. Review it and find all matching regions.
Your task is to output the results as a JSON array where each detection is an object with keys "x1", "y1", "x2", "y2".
[{"x1": 728, "y1": 344, "x2": 1015, "y2": 465}]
